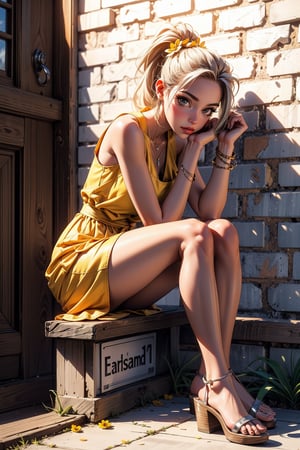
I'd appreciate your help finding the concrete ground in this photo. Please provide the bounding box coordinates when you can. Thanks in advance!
[22,396,299,450]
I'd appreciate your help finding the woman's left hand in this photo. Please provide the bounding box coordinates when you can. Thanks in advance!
[218,111,248,145]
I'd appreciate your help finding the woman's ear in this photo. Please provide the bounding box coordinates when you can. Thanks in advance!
[155,79,165,99]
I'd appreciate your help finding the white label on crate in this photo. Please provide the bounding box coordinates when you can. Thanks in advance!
[101,333,156,393]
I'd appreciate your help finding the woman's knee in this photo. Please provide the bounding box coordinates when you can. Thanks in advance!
[209,219,240,252]
[180,218,214,252]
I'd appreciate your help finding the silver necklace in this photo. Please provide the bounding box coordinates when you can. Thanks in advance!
[150,136,167,169]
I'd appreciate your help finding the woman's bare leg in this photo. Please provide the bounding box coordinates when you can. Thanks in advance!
[108,218,266,435]
[190,219,275,421]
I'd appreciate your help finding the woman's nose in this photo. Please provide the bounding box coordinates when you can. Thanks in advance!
[188,113,198,124]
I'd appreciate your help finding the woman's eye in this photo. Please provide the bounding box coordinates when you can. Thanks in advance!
[176,95,190,107]
[203,108,217,117]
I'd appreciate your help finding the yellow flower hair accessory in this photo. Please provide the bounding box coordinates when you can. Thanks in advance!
[165,37,206,56]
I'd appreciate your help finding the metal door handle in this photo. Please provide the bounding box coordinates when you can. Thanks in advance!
[32,49,51,86]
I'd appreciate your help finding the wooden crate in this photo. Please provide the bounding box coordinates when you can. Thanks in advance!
[45,306,188,422]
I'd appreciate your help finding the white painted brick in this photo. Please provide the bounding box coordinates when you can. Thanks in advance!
[236,78,293,107]
[128,79,138,99]
[205,33,241,56]
[103,60,138,82]
[102,0,141,7]
[79,0,101,13]
[296,77,300,101]
[247,192,300,218]
[170,13,213,36]
[267,104,300,129]
[107,23,139,45]
[267,48,300,76]
[270,0,300,24]
[117,79,139,101]
[229,163,272,190]
[78,67,102,87]
[78,167,89,186]
[293,253,300,279]
[268,284,300,312]
[233,221,266,248]
[229,56,255,80]
[78,46,121,68]
[222,192,239,218]
[78,9,115,32]
[119,2,151,24]
[101,101,133,121]
[278,222,300,247]
[241,111,259,131]
[78,144,95,165]
[246,24,290,51]
[241,252,288,278]
[259,132,300,159]
[195,0,239,11]
[78,123,107,144]
[239,283,263,310]
[78,105,99,123]
[144,21,165,38]
[79,84,116,105]
[117,81,128,100]
[219,3,265,31]
[123,39,149,60]
[154,0,192,18]
[279,162,300,187]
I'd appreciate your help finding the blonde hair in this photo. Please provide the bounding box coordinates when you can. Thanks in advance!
[133,23,239,133]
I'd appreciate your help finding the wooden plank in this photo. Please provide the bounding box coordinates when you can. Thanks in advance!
[56,340,85,397]
[0,405,85,450]
[0,113,24,146]
[0,332,21,356]
[0,85,62,122]
[233,317,300,344]
[45,308,189,341]
[0,375,55,413]
[180,317,300,348]
[57,374,172,423]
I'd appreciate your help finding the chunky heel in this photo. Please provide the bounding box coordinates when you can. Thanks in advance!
[193,397,220,433]
[192,371,269,445]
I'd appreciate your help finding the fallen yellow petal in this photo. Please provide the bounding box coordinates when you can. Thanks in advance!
[71,424,82,433]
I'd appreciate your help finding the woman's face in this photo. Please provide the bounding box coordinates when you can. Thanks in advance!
[162,77,222,138]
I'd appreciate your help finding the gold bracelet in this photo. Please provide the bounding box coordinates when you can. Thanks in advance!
[180,164,195,182]
[216,148,236,161]
[212,158,236,171]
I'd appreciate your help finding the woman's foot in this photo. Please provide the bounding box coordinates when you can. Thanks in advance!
[192,371,267,436]
[191,371,276,425]
[232,373,276,423]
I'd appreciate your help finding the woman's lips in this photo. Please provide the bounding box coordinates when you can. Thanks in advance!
[181,127,195,134]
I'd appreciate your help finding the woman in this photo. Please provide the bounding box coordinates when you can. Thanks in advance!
[46,23,274,444]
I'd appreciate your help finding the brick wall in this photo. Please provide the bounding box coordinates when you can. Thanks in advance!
[77,0,300,328]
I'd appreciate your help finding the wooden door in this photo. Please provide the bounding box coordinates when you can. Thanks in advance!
[0,0,76,412]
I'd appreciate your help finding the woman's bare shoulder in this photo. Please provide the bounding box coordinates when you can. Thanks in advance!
[108,113,142,139]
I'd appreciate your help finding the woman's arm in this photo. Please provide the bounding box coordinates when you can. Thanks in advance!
[188,111,248,221]
[105,116,215,225]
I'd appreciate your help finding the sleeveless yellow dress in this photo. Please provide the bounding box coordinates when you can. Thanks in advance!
[45,112,178,321]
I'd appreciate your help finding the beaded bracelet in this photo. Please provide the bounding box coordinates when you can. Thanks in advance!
[180,164,195,182]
